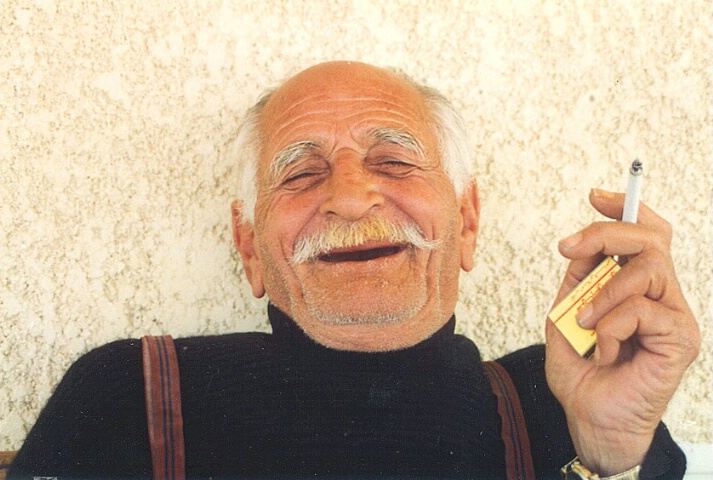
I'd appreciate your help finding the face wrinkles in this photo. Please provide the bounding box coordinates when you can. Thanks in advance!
[266,86,428,156]
[271,84,424,131]
[270,140,321,183]
[261,94,434,201]
[368,128,426,159]
[256,84,446,258]
[268,126,427,193]
[239,62,476,351]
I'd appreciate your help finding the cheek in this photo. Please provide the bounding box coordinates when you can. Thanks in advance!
[256,194,320,257]
[387,182,458,237]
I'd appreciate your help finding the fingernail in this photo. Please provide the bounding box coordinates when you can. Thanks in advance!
[576,304,594,328]
[591,188,615,199]
[559,232,582,251]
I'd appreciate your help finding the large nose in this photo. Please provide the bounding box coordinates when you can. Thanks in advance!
[319,153,384,221]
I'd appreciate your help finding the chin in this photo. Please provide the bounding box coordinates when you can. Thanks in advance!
[303,297,426,326]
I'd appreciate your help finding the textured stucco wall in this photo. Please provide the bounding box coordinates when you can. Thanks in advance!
[1,0,711,452]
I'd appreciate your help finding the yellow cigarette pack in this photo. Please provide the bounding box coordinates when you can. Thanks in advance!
[548,256,621,357]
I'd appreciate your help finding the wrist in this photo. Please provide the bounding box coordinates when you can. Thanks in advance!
[566,415,652,475]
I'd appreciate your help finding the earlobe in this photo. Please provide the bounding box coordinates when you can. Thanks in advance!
[459,181,480,272]
[231,201,265,298]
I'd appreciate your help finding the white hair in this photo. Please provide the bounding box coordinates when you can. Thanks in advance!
[410,80,473,197]
[229,73,473,225]
[227,89,273,225]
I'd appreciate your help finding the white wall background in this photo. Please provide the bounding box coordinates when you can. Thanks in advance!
[1,0,710,463]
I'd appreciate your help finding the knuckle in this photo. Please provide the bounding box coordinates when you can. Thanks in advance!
[683,318,701,363]
[626,295,650,314]
[593,283,629,319]
[642,220,673,252]
[651,226,673,251]
[642,251,667,274]
[580,221,606,240]
[589,221,609,234]
[660,218,673,244]
[638,254,674,301]
[631,250,671,286]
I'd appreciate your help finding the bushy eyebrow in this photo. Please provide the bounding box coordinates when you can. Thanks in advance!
[367,128,426,159]
[270,140,321,180]
[268,128,425,182]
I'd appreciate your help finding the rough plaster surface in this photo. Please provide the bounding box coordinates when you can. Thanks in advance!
[1,0,711,451]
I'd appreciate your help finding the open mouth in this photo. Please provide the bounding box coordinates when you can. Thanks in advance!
[318,245,407,263]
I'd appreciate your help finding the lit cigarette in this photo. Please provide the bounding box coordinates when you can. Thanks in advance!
[622,160,643,223]
[549,159,644,357]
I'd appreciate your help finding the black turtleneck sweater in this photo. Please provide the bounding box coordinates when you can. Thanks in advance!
[9,305,685,479]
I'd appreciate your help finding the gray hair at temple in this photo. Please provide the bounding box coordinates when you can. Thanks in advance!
[230,69,474,225]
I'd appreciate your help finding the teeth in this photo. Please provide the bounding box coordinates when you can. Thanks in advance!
[319,245,404,263]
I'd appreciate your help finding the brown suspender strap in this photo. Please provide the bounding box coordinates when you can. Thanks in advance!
[483,360,536,480]
[142,335,186,480]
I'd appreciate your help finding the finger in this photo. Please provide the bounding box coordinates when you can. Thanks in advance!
[588,189,670,230]
[576,252,683,329]
[545,315,585,360]
[545,318,590,386]
[590,299,640,366]
[552,254,607,305]
[558,221,668,260]
[593,296,696,367]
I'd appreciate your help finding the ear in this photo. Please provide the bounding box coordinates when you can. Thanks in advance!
[231,200,265,298]
[459,180,480,272]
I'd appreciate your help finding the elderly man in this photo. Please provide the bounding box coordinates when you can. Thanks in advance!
[10,62,699,479]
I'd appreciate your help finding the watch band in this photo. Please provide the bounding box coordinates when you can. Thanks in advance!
[561,457,641,480]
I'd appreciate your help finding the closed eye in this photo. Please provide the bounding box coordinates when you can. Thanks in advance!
[284,171,318,183]
[279,167,329,191]
[371,158,418,177]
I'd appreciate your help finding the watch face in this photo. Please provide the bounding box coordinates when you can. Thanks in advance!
[561,458,595,480]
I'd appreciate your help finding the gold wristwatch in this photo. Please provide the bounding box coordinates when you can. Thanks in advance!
[561,457,641,480]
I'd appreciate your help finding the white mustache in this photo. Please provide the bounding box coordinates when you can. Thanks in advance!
[291,217,441,265]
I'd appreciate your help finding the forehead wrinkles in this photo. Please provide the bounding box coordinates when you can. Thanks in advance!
[274,94,423,124]
[265,83,428,137]
[259,84,434,182]
[272,101,423,142]
[270,111,421,154]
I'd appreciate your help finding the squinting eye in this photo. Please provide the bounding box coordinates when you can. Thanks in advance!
[373,158,417,176]
[383,160,411,167]
[284,171,317,183]
[279,169,327,190]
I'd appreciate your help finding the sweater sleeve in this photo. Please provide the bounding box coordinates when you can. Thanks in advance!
[498,344,687,480]
[8,339,153,480]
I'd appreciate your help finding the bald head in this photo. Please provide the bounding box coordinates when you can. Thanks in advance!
[262,61,426,117]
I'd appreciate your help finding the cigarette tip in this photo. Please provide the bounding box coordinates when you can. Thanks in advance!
[630,159,643,176]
